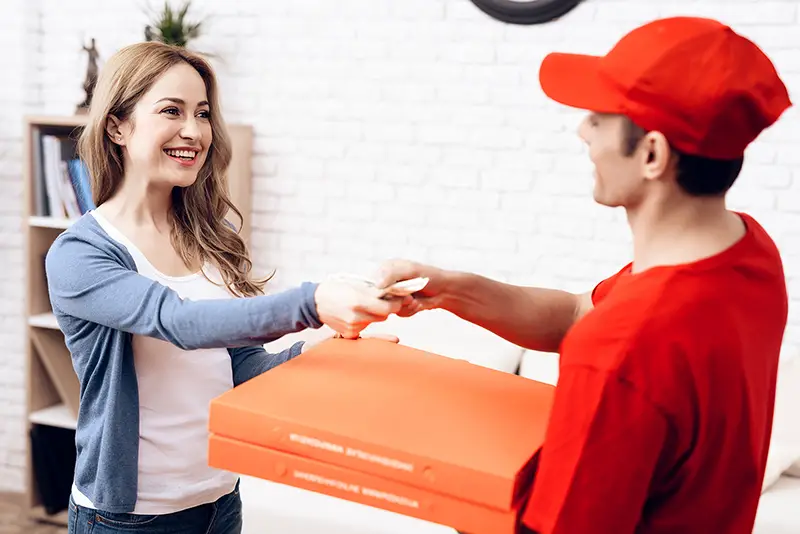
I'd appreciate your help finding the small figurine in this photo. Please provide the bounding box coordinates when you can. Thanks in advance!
[76,38,99,114]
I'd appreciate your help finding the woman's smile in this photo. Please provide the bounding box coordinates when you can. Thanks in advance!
[163,146,200,167]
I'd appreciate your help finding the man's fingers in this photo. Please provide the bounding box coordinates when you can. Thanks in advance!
[373,259,418,289]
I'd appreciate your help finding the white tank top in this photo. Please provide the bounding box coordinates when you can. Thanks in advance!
[71,211,238,514]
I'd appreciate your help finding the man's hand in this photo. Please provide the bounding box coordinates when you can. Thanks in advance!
[314,278,403,339]
[373,259,450,317]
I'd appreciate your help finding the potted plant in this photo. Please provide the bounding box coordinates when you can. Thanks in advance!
[144,0,204,48]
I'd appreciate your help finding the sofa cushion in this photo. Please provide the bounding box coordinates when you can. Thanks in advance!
[785,462,800,477]
[264,310,525,375]
[753,475,800,534]
[363,310,525,374]
[518,350,560,385]
[769,346,800,483]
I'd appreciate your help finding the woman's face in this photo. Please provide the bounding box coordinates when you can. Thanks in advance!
[112,62,213,189]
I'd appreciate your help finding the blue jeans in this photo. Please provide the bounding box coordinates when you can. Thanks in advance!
[67,480,242,534]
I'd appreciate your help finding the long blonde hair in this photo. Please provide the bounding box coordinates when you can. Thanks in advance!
[79,41,267,297]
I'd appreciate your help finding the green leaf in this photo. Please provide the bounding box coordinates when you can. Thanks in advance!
[147,0,203,48]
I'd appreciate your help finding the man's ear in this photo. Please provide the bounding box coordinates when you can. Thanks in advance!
[640,131,671,182]
[105,115,125,146]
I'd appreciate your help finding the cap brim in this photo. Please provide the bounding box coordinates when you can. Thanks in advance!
[539,52,624,114]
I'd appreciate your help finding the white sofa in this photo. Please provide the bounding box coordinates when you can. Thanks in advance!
[237,310,800,534]
[752,349,800,534]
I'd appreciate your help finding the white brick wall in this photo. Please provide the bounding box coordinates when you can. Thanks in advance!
[0,0,42,494]
[1,0,798,492]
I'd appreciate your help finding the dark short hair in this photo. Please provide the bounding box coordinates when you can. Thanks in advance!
[622,118,744,196]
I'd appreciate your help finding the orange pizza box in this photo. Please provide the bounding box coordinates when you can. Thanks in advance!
[209,434,528,534]
[208,338,555,511]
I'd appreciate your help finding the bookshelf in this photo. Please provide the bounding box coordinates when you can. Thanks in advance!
[22,115,253,525]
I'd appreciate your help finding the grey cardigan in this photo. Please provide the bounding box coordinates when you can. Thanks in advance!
[44,213,322,513]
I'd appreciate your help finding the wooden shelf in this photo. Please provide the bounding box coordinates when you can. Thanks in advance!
[29,216,76,229]
[29,328,79,417]
[26,114,87,129]
[23,115,87,524]
[29,313,59,330]
[29,404,77,430]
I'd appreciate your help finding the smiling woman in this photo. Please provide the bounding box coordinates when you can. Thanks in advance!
[44,41,405,534]
[78,45,243,292]
[469,0,583,25]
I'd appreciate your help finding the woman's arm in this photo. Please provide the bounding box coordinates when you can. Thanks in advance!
[46,230,321,350]
[228,343,304,385]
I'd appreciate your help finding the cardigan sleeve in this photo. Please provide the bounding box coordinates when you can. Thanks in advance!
[45,230,322,350]
[228,341,305,385]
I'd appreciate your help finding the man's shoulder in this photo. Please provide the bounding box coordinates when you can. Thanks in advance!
[737,211,786,276]
[590,262,632,306]
[565,269,712,367]
[568,251,784,373]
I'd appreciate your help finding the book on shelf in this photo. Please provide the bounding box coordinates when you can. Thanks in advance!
[33,130,95,219]
[208,338,555,533]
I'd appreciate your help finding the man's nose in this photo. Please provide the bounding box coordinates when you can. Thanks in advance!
[577,115,591,144]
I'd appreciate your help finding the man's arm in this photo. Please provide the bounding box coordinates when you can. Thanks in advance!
[375,259,604,353]
[520,364,669,534]
[440,272,594,353]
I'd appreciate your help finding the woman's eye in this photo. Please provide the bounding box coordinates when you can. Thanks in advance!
[198,110,210,119]
[162,107,180,116]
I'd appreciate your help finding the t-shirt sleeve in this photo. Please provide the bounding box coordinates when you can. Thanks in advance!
[591,263,632,305]
[520,364,670,534]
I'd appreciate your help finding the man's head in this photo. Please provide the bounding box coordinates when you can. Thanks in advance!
[539,17,790,209]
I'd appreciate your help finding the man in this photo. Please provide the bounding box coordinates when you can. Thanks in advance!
[374,17,791,534]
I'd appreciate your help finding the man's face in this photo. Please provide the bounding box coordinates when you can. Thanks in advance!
[577,112,648,209]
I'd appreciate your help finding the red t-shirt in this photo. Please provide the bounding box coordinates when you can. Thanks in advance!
[520,213,788,534]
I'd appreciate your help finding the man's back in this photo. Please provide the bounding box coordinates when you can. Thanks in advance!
[522,212,788,534]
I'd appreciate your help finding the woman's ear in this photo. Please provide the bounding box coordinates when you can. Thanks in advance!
[105,115,125,146]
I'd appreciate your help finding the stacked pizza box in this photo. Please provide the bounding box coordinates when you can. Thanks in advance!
[208,337,555,534]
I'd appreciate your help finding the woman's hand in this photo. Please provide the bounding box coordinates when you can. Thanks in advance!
[301,331,400,353]
[314,278,403,339]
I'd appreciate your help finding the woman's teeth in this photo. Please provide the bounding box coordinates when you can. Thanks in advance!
[164,149,197,160]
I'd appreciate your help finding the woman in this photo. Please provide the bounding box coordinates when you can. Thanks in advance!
[45,41,398,534]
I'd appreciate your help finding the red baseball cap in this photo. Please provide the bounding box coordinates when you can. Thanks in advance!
[539,17,791,160]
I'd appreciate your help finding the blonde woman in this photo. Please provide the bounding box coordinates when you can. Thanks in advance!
[45,42,399,534]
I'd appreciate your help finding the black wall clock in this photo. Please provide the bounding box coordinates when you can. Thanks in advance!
[469,0,584,25]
